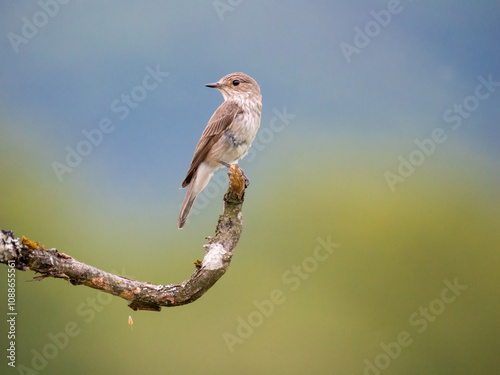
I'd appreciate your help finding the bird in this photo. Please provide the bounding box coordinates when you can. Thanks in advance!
[177,72,262,229]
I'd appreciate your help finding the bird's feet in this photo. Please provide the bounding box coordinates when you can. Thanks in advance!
[219,161,250,188]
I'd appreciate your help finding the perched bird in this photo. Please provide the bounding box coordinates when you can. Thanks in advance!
[178,72,262,229]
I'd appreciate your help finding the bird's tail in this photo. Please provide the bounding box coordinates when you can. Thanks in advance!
[177,163,216,229]
[177,181,197,229]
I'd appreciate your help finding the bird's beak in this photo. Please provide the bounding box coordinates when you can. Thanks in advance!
[205,82,221,88]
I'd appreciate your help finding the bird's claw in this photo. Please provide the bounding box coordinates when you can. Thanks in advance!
[241,170,250,188]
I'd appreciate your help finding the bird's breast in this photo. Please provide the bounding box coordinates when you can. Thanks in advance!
[219,104,261,162]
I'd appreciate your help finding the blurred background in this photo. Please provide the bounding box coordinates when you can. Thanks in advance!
[1,1,499,374]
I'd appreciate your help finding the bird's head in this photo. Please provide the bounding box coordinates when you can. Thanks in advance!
[205,72,261,101]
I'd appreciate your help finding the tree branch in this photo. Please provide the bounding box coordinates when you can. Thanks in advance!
[1,165,247,311]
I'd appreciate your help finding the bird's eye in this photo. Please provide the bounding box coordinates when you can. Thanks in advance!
[232,80,240,86]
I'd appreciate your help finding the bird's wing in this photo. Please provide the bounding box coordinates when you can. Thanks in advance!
[181,101,240,187]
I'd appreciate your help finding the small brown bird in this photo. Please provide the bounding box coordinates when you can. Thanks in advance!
[178,72,262,229]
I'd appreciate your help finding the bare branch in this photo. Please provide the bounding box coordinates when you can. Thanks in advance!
[0,166,247,311]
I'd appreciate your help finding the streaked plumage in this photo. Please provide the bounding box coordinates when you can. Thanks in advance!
[178,72,262,229]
